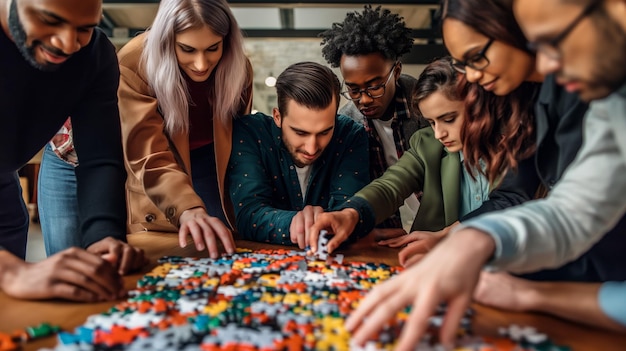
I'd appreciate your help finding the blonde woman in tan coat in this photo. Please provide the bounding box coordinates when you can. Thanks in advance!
[117,0,253,258]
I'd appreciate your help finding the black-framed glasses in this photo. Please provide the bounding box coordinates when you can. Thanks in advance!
[341,62,398,101]
[451,38,494,74]
[526,0,600,60]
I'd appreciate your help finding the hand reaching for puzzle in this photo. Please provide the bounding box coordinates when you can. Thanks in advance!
[308,208,360,254]
[178,207,236,259]
[289,205,325,249]
[346,228,495,350]
[378,223,458,267]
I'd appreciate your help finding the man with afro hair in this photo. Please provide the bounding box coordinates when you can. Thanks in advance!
[320,5,428,233]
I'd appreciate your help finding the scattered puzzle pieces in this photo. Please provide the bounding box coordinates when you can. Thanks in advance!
[0,323,61,351]
[38,249,569,351]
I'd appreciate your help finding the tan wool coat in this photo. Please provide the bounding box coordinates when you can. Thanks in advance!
[117,33,253,234]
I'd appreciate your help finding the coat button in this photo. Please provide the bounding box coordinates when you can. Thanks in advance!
[166,207,176,218]
[145,213,156,222]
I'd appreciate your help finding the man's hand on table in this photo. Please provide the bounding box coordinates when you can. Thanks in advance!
[87,236,147,274]
[308,208,360,254]
[0,247,126,302]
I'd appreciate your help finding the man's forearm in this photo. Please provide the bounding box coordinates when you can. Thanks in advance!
[524,281,626,333]
[0,250,22,292]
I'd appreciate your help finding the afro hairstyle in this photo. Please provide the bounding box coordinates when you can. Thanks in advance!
[320,5,414,67]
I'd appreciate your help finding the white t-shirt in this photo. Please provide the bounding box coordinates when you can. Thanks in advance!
[295,165,312,202]
[372,119,420,232]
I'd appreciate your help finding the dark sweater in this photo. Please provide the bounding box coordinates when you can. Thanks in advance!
[0,27,127,247]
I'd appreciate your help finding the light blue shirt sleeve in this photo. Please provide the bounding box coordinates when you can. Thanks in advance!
[598,281,626,327]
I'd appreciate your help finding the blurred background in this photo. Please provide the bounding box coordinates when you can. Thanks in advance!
[101,0,446,114]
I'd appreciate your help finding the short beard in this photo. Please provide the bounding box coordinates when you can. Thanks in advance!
[8,0,60,72]
[589,9,626,94]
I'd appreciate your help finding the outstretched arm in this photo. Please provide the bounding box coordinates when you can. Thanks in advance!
[345,100,626,350]
[310,129,435,253]
[345,230,495,349]
[456,101,626,273]
[474,272,626,333]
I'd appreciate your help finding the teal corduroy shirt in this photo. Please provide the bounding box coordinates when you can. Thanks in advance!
[227,113,369,244]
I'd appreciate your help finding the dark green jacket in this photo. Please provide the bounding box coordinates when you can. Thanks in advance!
[341,128,461,237]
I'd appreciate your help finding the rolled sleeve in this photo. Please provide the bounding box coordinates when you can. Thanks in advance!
[598,281,626,327]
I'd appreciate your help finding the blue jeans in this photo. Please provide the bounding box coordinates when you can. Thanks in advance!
[190,143,228,227]
[38,144,80,256]
[0,172,29,258]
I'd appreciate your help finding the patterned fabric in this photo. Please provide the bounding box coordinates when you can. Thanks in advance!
[49,117,78,166]
[361,93,412,180]
[227,113,370,245]
[340,78,425,229]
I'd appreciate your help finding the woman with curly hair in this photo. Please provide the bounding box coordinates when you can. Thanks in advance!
[442,0,542,186]
[383,0,611,279]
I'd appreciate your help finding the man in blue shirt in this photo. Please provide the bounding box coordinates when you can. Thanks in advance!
[227,62,369,247]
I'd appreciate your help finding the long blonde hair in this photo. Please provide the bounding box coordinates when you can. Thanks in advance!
[142,0,248,134]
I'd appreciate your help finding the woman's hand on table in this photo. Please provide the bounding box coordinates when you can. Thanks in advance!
[178,207,235,259]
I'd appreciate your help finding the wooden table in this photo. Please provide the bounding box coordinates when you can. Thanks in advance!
[1,231,625,350]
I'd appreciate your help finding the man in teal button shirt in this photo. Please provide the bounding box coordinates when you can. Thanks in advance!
[227,62,369,247]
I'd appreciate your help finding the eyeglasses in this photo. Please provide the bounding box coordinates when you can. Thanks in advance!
[526,0,600,60]
[451,39,494,74]
[341,62,397,101]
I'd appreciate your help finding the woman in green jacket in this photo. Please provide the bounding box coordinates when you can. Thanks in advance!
[308,56,493,263]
